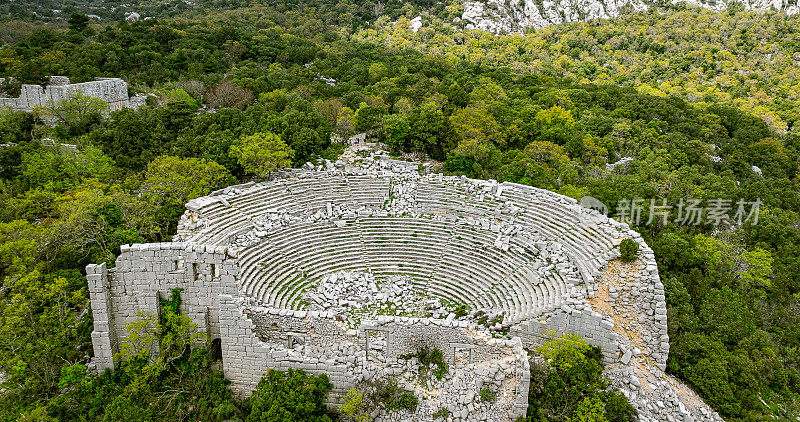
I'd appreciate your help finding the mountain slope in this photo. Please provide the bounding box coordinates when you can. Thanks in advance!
[461,0,799,32]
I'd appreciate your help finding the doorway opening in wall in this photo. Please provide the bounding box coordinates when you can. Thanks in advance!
[209,338,222,361]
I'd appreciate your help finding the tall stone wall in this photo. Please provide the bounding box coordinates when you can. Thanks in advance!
[0,77,138,111]
[86,263,117,371]
[88,244,530,420]
[86,243,239,370]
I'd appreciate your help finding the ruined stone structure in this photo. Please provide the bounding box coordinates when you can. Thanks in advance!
[0,76,143,111]
[86,153,723,421]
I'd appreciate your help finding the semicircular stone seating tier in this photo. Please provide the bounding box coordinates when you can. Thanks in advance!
[177,168,626,324]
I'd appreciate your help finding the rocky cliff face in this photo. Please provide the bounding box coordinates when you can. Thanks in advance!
[461,0,799,33]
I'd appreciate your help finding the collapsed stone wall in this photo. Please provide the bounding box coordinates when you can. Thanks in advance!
[219,296,530,420]
[0,76,142,111]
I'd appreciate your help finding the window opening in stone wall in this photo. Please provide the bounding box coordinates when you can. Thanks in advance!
[287,333,306,349]
[210,263,217,279]
[365,329,389,361]
[193,263,200,281]
[172,258,184,272]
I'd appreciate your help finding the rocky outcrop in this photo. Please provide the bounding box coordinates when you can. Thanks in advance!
[461,0,799,33]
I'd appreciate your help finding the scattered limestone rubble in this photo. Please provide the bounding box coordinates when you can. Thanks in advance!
[238,296,530,421]
[588,259,721,421]
[303,272,437,319]
[460,0,797,34]
[89,150,722,421]
[303,271,507,329]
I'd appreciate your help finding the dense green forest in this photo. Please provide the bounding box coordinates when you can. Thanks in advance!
[0,1,799,420]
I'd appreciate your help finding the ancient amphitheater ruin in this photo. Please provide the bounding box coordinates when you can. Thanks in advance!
[0,76,143,111]
[86,151,723,421]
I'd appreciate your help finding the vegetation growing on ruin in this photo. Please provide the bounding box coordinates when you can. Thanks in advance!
[341,379,419,418]
[247,368,335,422]
[479,387,497,403]
[45,289,242,421]
[619,239,639,262]
[526,334,636,422]
[0,1,798,420]
[432,407,451,419]
[400,347,449,380]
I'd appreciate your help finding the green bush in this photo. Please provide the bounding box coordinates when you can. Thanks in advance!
[368,380,418,414]
[433,407,450,419]
[247,368,334,422]
[525,333,635,422]
[400,347,449,380]
[619,238,639,262]
[339,389,370,422]
[454,303,469,318]
[394,392,418,412]
[479,387,496,403]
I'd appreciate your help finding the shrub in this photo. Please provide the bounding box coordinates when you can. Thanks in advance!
[526,333,635,422]
[619,238,639,262]
[401,347,449,380]
[394,392,418,412]
[369,380,418,413]
[229,132,294,179]
[432,407,450,419]
[247,368,334,422]
[205,79,254,109]
[339,389,370,422]
[479,387,496,403]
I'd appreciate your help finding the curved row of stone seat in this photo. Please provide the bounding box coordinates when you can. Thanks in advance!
[346,176,390,207]
[229,175,388,217]
[430,227,567,322]
[182,183,289,245]
[185,172,617,314]
[185,201,250,246]
[236,219,452,307]
[188,173,617,281]
[238,222,368,307]
[190,176,391,246]
[415,183,501,219]
[497,185,619,291]
[233,215,575,321]
[417,176,613,276]
[414,177,619,290]
[357,217,452,281]
[181,177,379,246]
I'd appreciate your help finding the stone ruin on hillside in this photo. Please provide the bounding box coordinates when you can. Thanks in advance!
[86,154,724,422]
[0,76,144,111]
